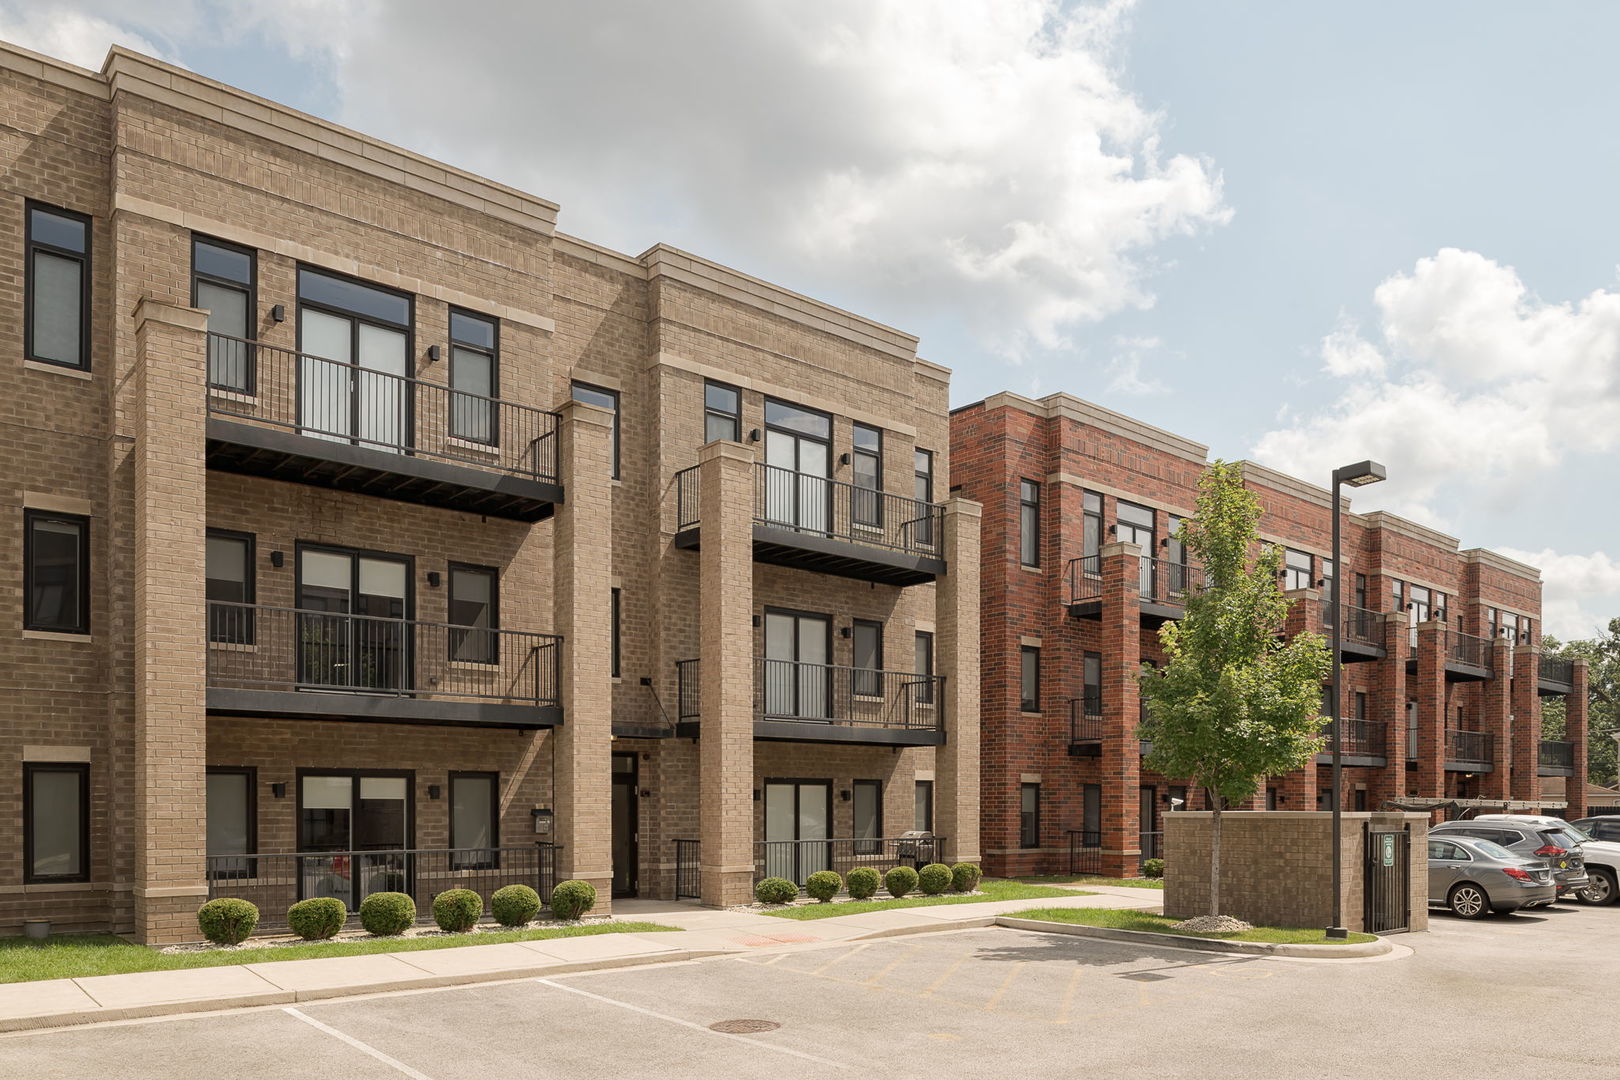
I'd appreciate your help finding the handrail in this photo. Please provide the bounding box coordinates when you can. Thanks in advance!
[675,657,943,730]
[1065,554,1202,606]
[1069,697,1103,743]
[1539,655,1575,685]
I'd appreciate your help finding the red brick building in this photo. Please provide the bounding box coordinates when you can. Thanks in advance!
[951,391,1590,878]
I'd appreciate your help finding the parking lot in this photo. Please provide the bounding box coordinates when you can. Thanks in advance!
[3,901,1618,1080]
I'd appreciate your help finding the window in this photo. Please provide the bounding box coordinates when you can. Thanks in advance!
[206,767,256,878]
[448,564,498,664]
[1082,491,1103,560]
[1019,479,1040,567]
[24,510,89,634]
[572,382,620,478]
[915,630,935,705]
[450,772,498,869]
[193,235,255,391]
[1019,783,1040,848]
[852,618,883,696]
[1354,692,1368,719]
[1020,645,1040,713]
[1081,784,1102,846]
[853,779,882,854]
[914,780,934,833]
[1321,558,1335,593]
[1284,548,1312,591]
[704,380,741,443]
[297,267,412,450]
[1082,651,1103,716]
[1320,685,1334,719]
[24,762,88,883]
[914,449,935,546]
[26,203,91,370]
[449,309,498,444]
[610,587,622,679]
[205,529,255,644]
[852,423,883,528]
[1266,787,1279,810]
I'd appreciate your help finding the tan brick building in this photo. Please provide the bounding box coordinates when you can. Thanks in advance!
[0,43,979,942]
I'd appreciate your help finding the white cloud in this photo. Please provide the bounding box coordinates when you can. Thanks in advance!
[0,4,170,67]
[1497,548,1620,642]
[1319,316,1384,377]
[1105,334,1167,395]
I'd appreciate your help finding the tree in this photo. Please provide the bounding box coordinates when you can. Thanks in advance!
[1542,621,1620,790]
[1138,461,1331,918]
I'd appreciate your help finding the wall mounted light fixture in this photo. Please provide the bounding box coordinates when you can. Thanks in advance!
[839,452,851,466]
[426,571,442,588]
[426,345,442,362]
[269,550,285,568]
[270,304,286,323]
[269,782,287,799]
[427,784,442,800]
[748,428,761,443]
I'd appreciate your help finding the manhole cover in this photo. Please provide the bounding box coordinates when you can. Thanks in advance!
[1118,972,1171,982]
[709,1019,781,1034]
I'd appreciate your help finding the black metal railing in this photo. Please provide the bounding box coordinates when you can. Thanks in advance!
[1322,603,1385,648]
[756,658,942,729]
[205,332,560,483]
[1069,697,1103,744]
[1447,631,1491,669]
[1067,829,1102,876]
[675,659,701,721]
[1540,655,1575,685]
[204,843,560,929]
[1139,831,1164,867]
[674,839,701,899]
[754,836,945,885]
[206,602,561,707]
[1065,554,1203,606]
[1445,729,1493,765]
[674,465,701,531]
[1540,740,1575,770]
[1318,717,1388,758]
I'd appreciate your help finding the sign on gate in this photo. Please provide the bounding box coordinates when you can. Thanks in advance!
[1381,834,1395,867]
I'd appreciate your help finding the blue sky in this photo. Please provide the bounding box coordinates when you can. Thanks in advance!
[5,0,1617,636]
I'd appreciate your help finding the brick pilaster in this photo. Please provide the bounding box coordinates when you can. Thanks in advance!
[1568,659,1591,818]
[1413,622,1447,799]
[936,498,982,864]
[1510,647,1540,802]
[1478,640,1512,800]
[1369,611,1408,809]
[1099,541,1142,876]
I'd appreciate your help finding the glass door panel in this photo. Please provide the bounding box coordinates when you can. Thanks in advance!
[355,776,409,900]
[299,775,354,906]
[798,783,831,878]
[763,430,797,527]
[764,783,796,880]
[763,611,830,720]
[355,557,408,692]
[763,781,831,883]
[356,322,408,453]
[299,550,409,694]
[763,424,830,534]
[763,612,796,717]
[796,616,830,720]
[300,309,352,443]
[298,551,353,688]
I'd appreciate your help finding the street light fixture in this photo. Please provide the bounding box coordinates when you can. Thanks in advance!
[1327,460,1386,940]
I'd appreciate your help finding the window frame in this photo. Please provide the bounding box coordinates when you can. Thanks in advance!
[1082,491,1103,560]
[205,527,257,645]
[914,630,935,705]
[853,778,883,854]
[703,379,742,444]
[447,562,500,666]
[1020,644,1041,713]
[192,233,258,392]
[1083,650,1103,716]
[24,509,90,634]
[25,201,92,371]
[448,307,500,446]
[1019,783,1041,849]
[914,779,934,833]
[1284,548,1313,592]
[851,423,884,529]
[23,761,90,884]
[571,381,621,479]
[1018,479,1041,567]
[852,618,884,697]
[610,586,622,679]
[204,765,258,880]
[449,770,500,870]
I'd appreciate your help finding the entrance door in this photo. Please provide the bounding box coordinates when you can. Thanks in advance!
[1407,585,1431,651]
[297,547,411,693]
[763,610,831,720]
[763,400,832,535]
[1117,501,1155,595]
[298,772,412,911]
[611,753,639,898]
[300,310,410,452]
[763,780,831,883]
[1139,785,1160,862]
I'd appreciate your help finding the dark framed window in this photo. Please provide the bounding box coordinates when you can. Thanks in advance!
[206,529,255,644]
[914,779,934,833]
[450,771,499,869]
[297,266,414,451]
[24,510,89,634]
[1284,548,1312,591]
[852,618,883,696]
[449,309,499,445]
[914,449,935,546]
[1020,645,1040,713]
[852,423,883,528]
[1081,784,1102,846]
[26,202,91,370]
[572,382,620,478]
[1018,479,1040,567]
[205,766,256,879]
[1321,685,1334,719]
[610,587,622,679]
[448,563,498,664]
[1082,491,1103,559]
[1019,783,1041,848]
[193,235,256,392]
[915,630,935,705]
[853,779,882,855]
[1083,651,1103,716]
[704,380,741,443]
[1392,579,1404,613]
[24,762,89,883]
[1354,691,1368,719]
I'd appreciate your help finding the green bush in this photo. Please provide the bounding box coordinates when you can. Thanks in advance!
[917,863,952,895]
[885,865,919,898]
[846,866,881,900]
[358,891,416,936]
[432,888,483,933]
[491,884,542,927]
[196,898,260,946]
[550,879,597,921]
[805,870,842,903]
[755,877,799,905]
[950,862,983,893]
[287,897,346,941]
[1142,858,1165,879]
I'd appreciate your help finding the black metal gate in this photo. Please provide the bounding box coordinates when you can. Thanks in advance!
[1363,824,1411,933]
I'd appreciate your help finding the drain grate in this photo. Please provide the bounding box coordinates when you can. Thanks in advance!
[1118,972,1171,982]
[710,1019,781,1034]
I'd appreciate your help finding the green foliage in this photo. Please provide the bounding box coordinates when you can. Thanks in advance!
[885,865,919,898]
[917,863,952,895]
[287,897,346,941]
[490,884,541,927]
[431,889,483,933]
[549,880,597,921]
[1542,622,1620,788]
[805,870,843,902]
[196,898,259,946]
[846,866,881,900]
[1141,858,1165,879]
[951,863,983,893]
[358,892,416,936]
[754,877,799,905]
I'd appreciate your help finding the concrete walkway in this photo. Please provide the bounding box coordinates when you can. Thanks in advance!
[0,886,1160,1033]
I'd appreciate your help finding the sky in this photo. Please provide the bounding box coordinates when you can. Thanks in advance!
[4,0,1618,638]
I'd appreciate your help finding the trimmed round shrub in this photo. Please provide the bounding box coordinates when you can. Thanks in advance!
[432,888,483,933]
[550,879,598,921]
[917,863,952,896]
[491,884,542,927]
[885,865,919,898]
[287,897,346,941]
[846,866,881,900]
[755,877,799,905]
[950,862,983,893]
[1142,858,1165,879]
[358,891,416,936]
[805,870,842,903]
[197,898,259,946]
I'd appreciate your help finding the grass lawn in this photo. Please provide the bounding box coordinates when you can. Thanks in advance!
[1007,906,1376,945]
[0,922,681,984]
[760,879,1090,921]
[1013,875,1164,890]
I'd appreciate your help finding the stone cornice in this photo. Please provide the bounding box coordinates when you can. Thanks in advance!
[1460,547,1542,583]
[1238,460,1350,512]
[974,391,1208,464]
[1354,510,1460,553]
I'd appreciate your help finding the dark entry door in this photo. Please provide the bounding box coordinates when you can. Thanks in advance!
[298,772,412,911]
[611,753,638,898]
[297,546,411,693]
[1364,824,1411,933]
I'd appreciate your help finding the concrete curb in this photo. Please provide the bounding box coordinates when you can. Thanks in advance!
[846,916,998,940]
[993,916,1394,958]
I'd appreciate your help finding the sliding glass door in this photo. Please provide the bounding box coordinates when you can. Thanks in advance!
[297,546,411,694]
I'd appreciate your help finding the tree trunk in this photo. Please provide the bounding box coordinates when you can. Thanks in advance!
[1209,791,1222,918]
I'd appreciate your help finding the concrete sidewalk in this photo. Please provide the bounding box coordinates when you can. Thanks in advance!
[0,886,1160,1034]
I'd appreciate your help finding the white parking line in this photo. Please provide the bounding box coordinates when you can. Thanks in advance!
[283,1007,435,1080]
[533,978,848,1068]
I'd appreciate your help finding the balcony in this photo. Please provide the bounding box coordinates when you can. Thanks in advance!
[1315,717,1388,765]
[1065,555,1204,623]
[1320,603,1387,662]
[205,602,562,728]
[204,333,563,521]
[1444,729,1494,771]
[1067,697,1103,757]
[672,464,945,586]
[1538,655,1576,696]
[1539,739,1576,777]
[674,657,944,746]
[1405,629,1493,682]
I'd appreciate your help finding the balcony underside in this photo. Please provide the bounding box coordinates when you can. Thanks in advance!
[612,720,677,739]
[1314,753,1387,767]
[1537,677,1575,697]
[673,719,945,746]
[1405,658,1492,683]
[1539,764,1575,777]
[207,419,561,522]
[1065,600,1186,624]
[1444,760,1493,772]
[206,688,561,730]
[1339,641,1384,663]
[673,525,943,586]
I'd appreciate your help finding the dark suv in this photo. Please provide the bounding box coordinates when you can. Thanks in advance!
[1431,819,1590,898]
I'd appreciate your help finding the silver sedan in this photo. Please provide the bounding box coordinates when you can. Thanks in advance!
[1428,834,1557,918]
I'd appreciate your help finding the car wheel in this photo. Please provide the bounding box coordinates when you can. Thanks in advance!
[1448,883,1490,919]
[1579,870,1617,906]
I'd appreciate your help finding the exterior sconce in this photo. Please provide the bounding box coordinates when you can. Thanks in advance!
[840,789,851,801]
[269,782,287,799]
[427,784,442,800]
[269,550,285,568]
[426,571,442,588]
[426,345,441,362]
[270,304,286,322]
[839,626,852,639]
[1160,537,1170,548]
[753,789,761,801]
[1107,524,1117,536]
[748,428,761,443]
[839,452,851,466]
[531,807,554,834]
